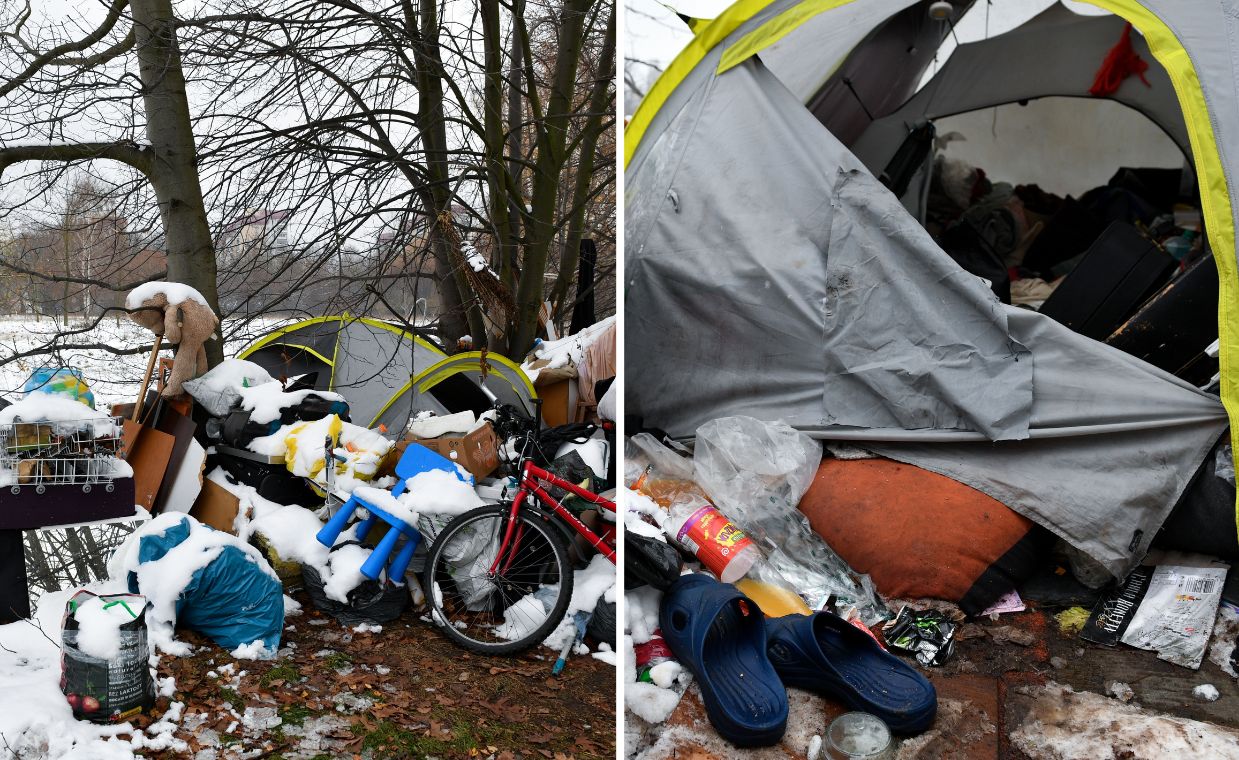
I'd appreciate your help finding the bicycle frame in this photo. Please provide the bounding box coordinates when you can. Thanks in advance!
[489,460,617,573]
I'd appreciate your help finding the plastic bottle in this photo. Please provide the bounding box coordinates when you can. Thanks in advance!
[663,500,761,583]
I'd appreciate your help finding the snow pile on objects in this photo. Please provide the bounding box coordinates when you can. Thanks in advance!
[108,512,279,656]
[0,394,120,438]
[124,281,210,310]
[321,541,376,603]
[182,359,274,416]
[253,414,391,494]
[521,315,615,383]
[408,410,477,439]
[210,468,331,570]
[352,469,484,528]
[1009,681,1239,760]
[72,595,141,660]
[0,587,188,759]
[237,380,344,425]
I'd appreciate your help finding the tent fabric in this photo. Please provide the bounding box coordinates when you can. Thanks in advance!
[625,1,1236,578]
[848,4,1193,179]
[240,318,536,435]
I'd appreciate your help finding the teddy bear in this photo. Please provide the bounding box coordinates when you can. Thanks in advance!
[127,283,219,397]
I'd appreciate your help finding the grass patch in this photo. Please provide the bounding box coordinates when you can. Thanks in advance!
[323,651,353,670]
[217,687,245,712]
[260,663,302,688]
[278,703,313,727]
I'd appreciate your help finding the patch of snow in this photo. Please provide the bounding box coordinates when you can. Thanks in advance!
[236,380,344,425]
[157,676,176,698]
[521,315,615,382]
[71,594,142,660]
[229,640,274,660]
[408,411,476,439]
[0,394,120,437]
[1106,681,1135,703]
[808,734,823,760]
[626,682,682,724]
[1194,684,1220,702]
[125,281,210,310]
[283,595,302,617]
[108,512,278,655]
[1208,603,1239,677]
[352,622,382,634]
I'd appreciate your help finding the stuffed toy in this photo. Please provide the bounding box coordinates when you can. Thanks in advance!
[126,283,219,398]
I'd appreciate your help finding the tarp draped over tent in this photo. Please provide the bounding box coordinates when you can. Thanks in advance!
[238,317,536,433]
[625,0,1239,578]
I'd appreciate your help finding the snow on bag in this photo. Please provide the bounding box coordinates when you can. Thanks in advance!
[60,591,155,724]
[123,514,284,653]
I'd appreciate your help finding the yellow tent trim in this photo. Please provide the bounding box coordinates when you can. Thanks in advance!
[237,316,446,369]
[366,352,539,428]
[625,0,1239,540]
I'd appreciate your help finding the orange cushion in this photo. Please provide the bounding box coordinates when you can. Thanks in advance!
[798,457,1046,614]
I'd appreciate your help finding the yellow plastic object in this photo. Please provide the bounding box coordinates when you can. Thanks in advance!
[735,577,812,617]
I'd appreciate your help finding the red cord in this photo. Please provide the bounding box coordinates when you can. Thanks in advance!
[1089,22,1151,97]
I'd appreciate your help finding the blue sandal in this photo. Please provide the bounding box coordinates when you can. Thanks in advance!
[766,612,937,734]
[659,574,788,747]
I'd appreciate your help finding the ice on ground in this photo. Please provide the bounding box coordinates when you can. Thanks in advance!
[1010,681,1239,760]
[1107,681,1135,703]
[109,512,278,655]
[125,281,210,310]
[1194,684,1220,702]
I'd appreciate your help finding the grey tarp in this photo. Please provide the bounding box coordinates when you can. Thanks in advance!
[626,25,1230,577]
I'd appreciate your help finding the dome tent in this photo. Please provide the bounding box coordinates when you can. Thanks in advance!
[238,316,536,434]
[625,0,1238,580]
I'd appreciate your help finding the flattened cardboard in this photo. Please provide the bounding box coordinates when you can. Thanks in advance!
[120,419,175,513]
[189,479,242,534]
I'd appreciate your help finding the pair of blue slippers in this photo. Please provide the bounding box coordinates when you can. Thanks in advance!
[659,574,936,748]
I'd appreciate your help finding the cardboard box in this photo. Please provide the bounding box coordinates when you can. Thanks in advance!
[189,478,242,534]
[402,421,500,479]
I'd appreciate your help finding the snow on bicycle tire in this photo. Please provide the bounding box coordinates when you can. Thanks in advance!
[424,504,573,655]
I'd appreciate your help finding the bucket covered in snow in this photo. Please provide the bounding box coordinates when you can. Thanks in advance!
[60,590,155,723]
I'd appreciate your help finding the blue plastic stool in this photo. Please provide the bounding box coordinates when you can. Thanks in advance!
[315,443,473,582]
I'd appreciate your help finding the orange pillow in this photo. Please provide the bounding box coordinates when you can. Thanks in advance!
[798,458,1048,615]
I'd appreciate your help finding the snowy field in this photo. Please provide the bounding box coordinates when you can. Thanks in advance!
[0,315,294,407]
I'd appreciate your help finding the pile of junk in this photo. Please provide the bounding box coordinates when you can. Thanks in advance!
[0,283,617,723]
[623,2,1239,756]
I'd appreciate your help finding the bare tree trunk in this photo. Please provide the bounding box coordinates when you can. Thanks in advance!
[131,0,223,365]
[510,0,592,356]
[550,4,614,321]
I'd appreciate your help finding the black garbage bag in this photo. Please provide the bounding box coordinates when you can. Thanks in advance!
[301,542,408,626]
[587,598,616,649]
[625,533,682,591]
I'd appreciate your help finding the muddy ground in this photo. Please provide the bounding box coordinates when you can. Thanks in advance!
[132,589,617,760]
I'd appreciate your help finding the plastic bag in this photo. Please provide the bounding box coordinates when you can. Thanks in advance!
[693,416,889,624]
[60,591,155,723]
[127,517,284,652]
[302,560,408,626]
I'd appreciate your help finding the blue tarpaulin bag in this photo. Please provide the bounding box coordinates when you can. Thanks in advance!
[127,516,283,652]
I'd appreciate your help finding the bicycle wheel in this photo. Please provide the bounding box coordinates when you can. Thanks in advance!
[425,504,573,655]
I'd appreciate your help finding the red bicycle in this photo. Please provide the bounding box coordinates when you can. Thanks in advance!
[424,402,616,654]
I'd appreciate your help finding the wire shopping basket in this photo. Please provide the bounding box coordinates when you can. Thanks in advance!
[0,416,126,495]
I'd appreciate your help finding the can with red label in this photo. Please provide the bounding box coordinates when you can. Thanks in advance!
[667,503,759,582]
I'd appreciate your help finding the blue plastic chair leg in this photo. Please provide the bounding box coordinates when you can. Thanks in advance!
[389,531,422,581]
[317,496,358,547]
[361,527,402,580]
[355,514,379,542]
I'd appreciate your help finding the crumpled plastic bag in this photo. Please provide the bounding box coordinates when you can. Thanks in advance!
[693,416,890,624]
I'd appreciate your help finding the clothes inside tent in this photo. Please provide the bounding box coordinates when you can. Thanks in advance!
[625,0,1239,579]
